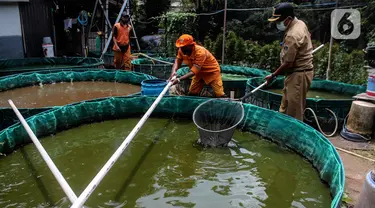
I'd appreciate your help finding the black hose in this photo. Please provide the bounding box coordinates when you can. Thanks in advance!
[340,115,372,142]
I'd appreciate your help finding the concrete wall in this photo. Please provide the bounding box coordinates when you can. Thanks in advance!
[0,3,24,59]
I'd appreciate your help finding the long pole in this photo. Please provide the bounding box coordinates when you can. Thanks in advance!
[8,100,78,203]
[70,77,176,208]
[221,0,227,64]
[100,0,129,59]
[326,0,339,80]
[239,44,324,102]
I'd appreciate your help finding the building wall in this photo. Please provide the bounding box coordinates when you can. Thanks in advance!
[0,2,24,59]
[19,0,53,57]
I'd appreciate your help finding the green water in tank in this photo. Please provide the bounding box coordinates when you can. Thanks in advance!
[0,118,331,207]
[267,88,353,100]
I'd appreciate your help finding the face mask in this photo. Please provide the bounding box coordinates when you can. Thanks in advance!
[276,21,286,31]
[182,48,192,55]
[276,17,291,31]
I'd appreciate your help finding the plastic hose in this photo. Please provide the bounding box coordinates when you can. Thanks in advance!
[132,53,174,65]
[304,108,338,137]
[340,115,371,142]
[78,10,88,26]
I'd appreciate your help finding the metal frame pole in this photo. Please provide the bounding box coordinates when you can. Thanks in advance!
[221,0,227,64]
[100,0,129,59]
[87,0,99,47]
[98,0,112,29]
[129,17,140,51]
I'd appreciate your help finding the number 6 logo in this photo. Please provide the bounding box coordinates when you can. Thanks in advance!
[331,9,361,40]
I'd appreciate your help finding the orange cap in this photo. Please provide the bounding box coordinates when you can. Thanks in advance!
[175,34,195,48]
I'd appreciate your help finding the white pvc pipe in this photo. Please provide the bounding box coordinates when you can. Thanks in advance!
[8,100,78,203]
[70,77,176,208]
[313,44,324,54]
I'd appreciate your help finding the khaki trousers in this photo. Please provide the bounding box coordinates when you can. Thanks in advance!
[279,71,314,121]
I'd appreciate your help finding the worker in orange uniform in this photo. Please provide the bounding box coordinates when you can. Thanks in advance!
[265,3,314,121]
[112,13,132,70]
[169,34,226,98]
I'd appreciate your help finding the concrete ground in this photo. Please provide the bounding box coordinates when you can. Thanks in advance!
[328,135,375,207]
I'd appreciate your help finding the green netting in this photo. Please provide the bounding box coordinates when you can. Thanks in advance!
[176,65,271,98]
[245,77,366,120]
[0,57,104,76]
[0,96,344,208]
[0,69,156,131]
[131,58,176,80]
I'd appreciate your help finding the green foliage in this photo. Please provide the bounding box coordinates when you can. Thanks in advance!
[205,31,367,85]
[159,12,197,35]
[157,12,198,57]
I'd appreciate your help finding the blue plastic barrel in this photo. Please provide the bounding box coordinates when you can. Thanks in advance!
[367,75,375,96]
[141,79,169,96]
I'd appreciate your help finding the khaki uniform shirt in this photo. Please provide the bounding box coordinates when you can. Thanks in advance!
[280,18,314,72]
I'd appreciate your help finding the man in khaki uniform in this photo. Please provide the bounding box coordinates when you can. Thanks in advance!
[266,3,314,121]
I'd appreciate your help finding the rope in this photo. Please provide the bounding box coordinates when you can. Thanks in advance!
[304,108,338,137]
[135,4,368,24]
[78,10,89,26]
[340,115,372,142]
[336,147,375,163]
[132,53,174,65]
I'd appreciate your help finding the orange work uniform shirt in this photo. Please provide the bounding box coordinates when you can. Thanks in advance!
[176,45,221,84]
[112,23,130,50]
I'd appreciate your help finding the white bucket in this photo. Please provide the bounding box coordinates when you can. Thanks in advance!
[356,171,375,208]
[42,44,54,57]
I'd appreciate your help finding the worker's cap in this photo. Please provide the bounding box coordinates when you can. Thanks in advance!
[268,3,294,22]
[121,13,130,18]
[175,34,195,48]
[97,31,103,36]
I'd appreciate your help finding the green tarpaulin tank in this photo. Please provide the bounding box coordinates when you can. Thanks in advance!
[246,77,366,119]
[0,57,104,76]
[0,96,345,207]
[0,69,155,131]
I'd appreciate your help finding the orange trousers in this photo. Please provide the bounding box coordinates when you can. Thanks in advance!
[188,77,225,97]
[114,46,131,70]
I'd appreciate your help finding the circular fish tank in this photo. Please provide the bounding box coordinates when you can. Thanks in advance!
[0,57,104,77]
[246,77,366,121]
[176,65,270,98]
[0,69,155,130]
[0,96,344,207]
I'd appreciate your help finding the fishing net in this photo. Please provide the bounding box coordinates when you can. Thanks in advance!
[0,57,104,76]
[0,96,344,208]
[192,99,244,147]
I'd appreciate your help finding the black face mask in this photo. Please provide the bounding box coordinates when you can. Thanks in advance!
[182,48,192,55]
[121,19,129,24]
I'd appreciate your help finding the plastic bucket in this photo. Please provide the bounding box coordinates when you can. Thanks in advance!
[141,79,168,96]
[366,75,375,97]
[356,171,375,208]
[43,37,52,44]
[42,44,54,57]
